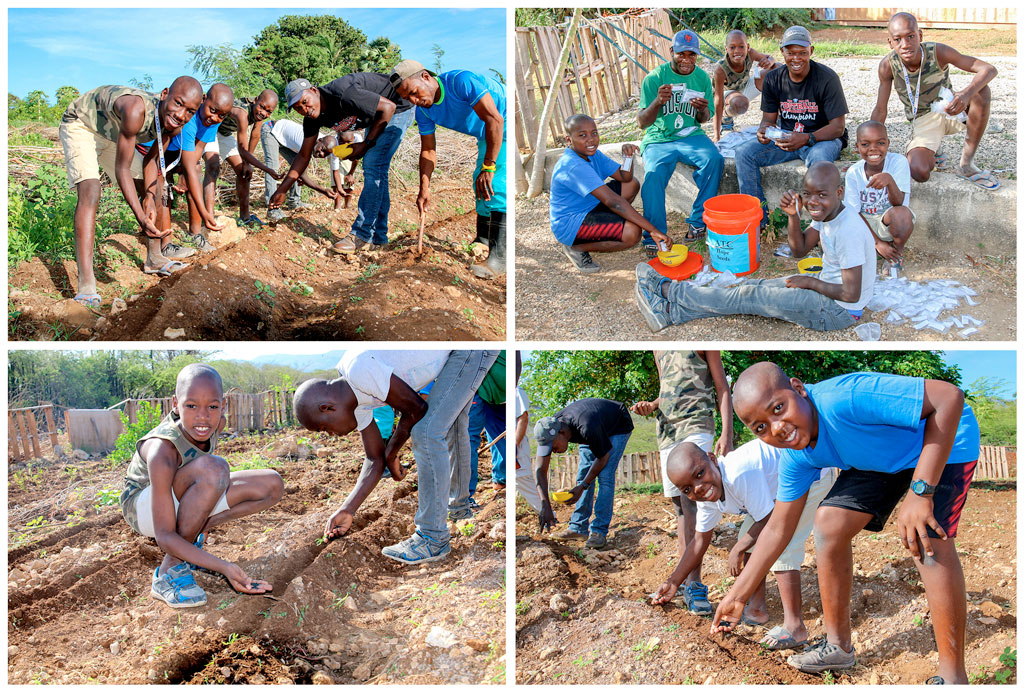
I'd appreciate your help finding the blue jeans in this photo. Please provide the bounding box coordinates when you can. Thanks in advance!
[734,137,844,208]
[641,135,724,242]
[466,395,506,497]
[352,107,415,244]
[261,125,302,207]
[664,277,855,331]
[412,350,499,542]
[569,432,632,537]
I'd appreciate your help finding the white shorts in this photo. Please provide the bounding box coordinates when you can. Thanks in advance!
[206,133,239,160]
[738,467,838,572]
[723,65,762,104]
[659,432,714,498]
[134,484,230,538]
[515,443,543,513]
[58,117,145,187]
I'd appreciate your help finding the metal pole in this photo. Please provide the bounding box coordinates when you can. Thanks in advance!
[583,19,649,74]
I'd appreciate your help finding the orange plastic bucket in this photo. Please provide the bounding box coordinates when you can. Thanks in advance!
[702,194,763,276]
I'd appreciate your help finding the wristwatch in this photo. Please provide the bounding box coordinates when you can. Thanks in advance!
[806,133,817,147]
[910,479,937,496]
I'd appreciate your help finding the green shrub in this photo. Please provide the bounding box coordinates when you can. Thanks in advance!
[8,131,54,147]
[672,8,813,35]
[107,402,163,468]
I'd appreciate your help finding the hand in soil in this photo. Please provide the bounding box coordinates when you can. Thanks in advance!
[325,508,354,540]
[710,593,746,634]
[538,504,558,533]
[224,563,272,594]
[650,580,678,605]
[896,493,944,559]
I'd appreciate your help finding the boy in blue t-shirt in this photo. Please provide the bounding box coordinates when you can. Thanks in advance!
[712,362,979,684]
[549,114,671,274]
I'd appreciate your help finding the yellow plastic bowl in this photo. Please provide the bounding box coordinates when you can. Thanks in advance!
[551,491,573,503]
[657,245,688,267]
[332,143,353,158]
[798,257,823,275]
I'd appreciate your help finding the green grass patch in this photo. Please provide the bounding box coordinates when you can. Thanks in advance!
[8,131,55,147]
[619,482,664,495]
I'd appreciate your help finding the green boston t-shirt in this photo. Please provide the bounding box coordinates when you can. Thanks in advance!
[639,62,714,153]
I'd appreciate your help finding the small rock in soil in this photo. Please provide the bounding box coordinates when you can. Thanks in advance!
[9,645,19,657]
[549,593,572,613]
[219,667,232,680]
[425,626,457,648]
[466,639,490,652]
[111,298,128,315]
[539,647,559,660]
[163,327,186,339]
[109,642,120,655]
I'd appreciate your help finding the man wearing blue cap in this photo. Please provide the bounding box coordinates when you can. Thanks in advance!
[271,74,413,253]
[638,29,724,253]
[532,398,634,549]
[734,26,849,231]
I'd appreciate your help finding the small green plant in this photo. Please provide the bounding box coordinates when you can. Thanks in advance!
[458,522,476,536]
[349,295,364,302]
[357,263,381,283]
[285,278,313,296]
[912,613,925,627]
[515,599,530,615]
[254,280,275,308]
[108,401,163,468]
[646,542,658,559]
[631,637,659,660]
[355,325,365,335]
[296,604,309,628]
[572,652,595,667]
[822,670,835,685]
[222,632,239,646]
[560,609,572,618]
[462,307,475,322]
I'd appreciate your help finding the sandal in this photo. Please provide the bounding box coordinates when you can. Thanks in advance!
[73,293,102,308]
[955,168,1000,191]
[760,625,808,651]
[143,259,189,276]
[934,152,949,171]
[684,225,707,241]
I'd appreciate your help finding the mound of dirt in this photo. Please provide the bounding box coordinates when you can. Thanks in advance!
[8,430,507,684]
[515,484,1016,685]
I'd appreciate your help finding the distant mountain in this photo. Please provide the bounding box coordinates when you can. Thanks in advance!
[244,352,345,372]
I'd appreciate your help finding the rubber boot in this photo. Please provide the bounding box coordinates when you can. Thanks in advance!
[471,211,506,279]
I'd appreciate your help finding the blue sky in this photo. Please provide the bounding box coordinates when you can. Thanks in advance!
[7,8,505,99]
[943,350,1015,397]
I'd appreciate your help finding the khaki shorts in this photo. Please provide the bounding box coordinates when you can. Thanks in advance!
[206,133,240,160]
[132,483,230,538]
[659,432,714,498]
[863,206,916,242]
[907,109,965,154]
[738,467,838,572]
[58,117,144,188]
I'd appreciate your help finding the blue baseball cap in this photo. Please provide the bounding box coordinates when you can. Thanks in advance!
[672,30,702,56]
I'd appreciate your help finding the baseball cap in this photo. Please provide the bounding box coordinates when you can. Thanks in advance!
[284,78,312,110]
[389,59,433,89]
[672,29,701,56]
[780,25,812,48]
[534,416,563,457]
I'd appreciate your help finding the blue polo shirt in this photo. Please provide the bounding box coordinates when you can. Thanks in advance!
[548,148,621,245]
[139,111,219,152]
[415,70,505,141]
[776,373,980,502]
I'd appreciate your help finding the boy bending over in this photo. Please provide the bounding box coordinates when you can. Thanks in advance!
[651,440,836,650]
[712,362,979,684]
[121,364,284,608]
[634,161,873,333]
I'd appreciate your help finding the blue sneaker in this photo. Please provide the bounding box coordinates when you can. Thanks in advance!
[151,563,207,608]
[721,116,735,133]
[467,497,481,511]
[381,530,451,565]
[186,533,205,572]
[634,263,671,332]
[683,581,712,615]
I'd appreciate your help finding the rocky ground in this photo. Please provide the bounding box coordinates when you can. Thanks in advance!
[8,429,507,684]
[515,484,1016,685]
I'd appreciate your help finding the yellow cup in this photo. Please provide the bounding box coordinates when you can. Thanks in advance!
[797,257,823,274]
[551,491,573,503]
[657,245,688,267]
[332,143,353,159]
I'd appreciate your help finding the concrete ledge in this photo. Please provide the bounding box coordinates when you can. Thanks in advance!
[541,142,1016,255]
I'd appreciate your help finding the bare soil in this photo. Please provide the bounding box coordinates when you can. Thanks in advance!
[7,430,507,684]
[515,485,1016,685]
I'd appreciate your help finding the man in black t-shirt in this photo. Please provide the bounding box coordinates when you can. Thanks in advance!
[271,75,415,252]
[532,398,634,549]
[734,26,849,225]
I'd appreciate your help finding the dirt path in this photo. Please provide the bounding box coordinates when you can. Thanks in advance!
[8,431,506,684]
[515,194,1015,341]
[515,485,1016,685]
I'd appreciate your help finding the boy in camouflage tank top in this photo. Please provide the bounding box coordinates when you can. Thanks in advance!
[121,363,283,608]
[711,30,777,141]
[631,350,732,613]
[870,12,998,189]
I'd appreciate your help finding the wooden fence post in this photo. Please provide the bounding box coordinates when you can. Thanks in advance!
[9,412,23,462]
[43,405,58,449]
[26,411,42,459]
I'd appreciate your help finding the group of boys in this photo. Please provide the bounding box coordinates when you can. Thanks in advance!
[522,354,980,683]
[59,59,507,307]
[548,12,999,335]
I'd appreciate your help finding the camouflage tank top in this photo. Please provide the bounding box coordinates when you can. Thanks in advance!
[654,351,716,447]
[887,42,952,121]
[62,85,159,143]
[120,412,219,533]
[717,54,753,92]
[218,97,256,137]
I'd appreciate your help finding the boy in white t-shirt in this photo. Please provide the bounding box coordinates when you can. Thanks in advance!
[650,440,836,650]
[844,121,915,273]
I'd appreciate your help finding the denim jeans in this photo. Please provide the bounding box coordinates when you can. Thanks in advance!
[352,107,414,244]
[664,277,855,331]
[465,395,506,498]
[412,350,500,542]
[734,137,844,208]
[641,135,724,242]
[261,125,302,208]
[569,432,632,537]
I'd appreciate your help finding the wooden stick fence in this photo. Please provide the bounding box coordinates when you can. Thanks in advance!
[117,390,295,433]
[516,8,674,152]
[8,404,60,462]
[976,445,1016,480]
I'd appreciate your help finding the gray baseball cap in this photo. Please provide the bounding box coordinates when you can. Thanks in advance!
[534,416,563,457]
[285,78,313,109]
[780,25,812,48]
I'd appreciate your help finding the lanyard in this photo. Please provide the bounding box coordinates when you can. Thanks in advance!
[899,46,924,138]
[153,100,169,204]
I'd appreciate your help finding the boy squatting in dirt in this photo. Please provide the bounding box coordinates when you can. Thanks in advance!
[635,161,874,333]
[59,77,204,307]
[120,364,284,608]
[650,439,837,651]
[711,362,980,683]
[292,350,498,565]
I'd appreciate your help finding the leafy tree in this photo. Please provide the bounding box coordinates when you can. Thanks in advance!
[9,93,24,115]
[965,377,1016,446]
[431,43,445,72]
[23,90,49,120]
[129,74,154,91]
[671,8,813,34]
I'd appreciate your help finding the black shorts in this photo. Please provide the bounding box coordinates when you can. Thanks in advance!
[819,460,977,538]
[573,180,624,244]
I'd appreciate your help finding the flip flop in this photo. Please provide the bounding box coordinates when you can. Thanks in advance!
[760,625,808,651]
[73,293,102,308]
[933,152,949,171]
[684,225,707,241]
[955,169,1000,191]
[143,259,189,276]
[740,613,770,629]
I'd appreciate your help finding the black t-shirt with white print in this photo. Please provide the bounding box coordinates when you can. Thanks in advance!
[761,61,848,148]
